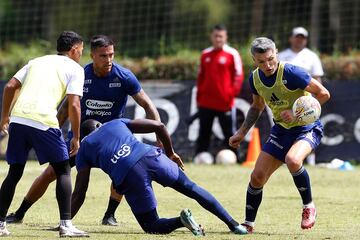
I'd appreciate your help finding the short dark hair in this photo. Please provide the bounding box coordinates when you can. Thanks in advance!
[56,31,83,53]
[212,24,227,32]
[80,119,102,140]
[250,37,276,56]
[90,35,114,51]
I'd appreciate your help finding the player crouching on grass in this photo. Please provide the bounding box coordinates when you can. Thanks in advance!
[71,118,248,236]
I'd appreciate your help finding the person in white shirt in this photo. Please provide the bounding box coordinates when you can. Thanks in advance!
[278,27,324,165]
[278,27,324,82]
[0,31,88,237]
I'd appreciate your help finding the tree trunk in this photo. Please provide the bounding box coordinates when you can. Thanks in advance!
[250,0,264,35]
[310,0,321,49]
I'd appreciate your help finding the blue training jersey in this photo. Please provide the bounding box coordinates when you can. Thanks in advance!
[81,63,141,123]
[249,63,321,132]
[249,63,311,95]
[76,119,153,186]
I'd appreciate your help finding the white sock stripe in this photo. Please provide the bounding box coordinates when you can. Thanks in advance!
[292,166,305,177]
[303,201,315,208]
[244,221,255,227]
[247,186,263,195]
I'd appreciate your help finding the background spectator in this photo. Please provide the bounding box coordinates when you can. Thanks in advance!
[195,24,244,160]
[279,26,324,165]
[278,26,324,83]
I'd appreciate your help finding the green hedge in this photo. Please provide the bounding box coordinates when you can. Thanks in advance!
[0,42,359,81]
[322,53,360,81]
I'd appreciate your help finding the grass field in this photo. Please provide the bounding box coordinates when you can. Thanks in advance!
[0,161,359,239]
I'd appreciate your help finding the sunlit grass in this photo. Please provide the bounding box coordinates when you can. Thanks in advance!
[0,161,359,239]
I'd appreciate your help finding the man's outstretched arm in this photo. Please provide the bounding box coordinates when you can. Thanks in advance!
[129,119,184,170]
[71,167,91,219]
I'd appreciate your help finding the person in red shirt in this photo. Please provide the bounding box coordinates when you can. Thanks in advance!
[196,24,244,157]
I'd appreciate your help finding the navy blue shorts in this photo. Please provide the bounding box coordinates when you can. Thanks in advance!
[262,124,323,162]
[115,148,179,215]
[6,123,69,165]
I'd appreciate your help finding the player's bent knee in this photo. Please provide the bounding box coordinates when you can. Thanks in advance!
[134,210,162,234]
[285,155,302,172]
[250,171,267,187]
[140,224,153,234]
[41,166,57,182]
[50,160,71,177]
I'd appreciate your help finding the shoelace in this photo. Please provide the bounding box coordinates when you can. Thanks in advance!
[302,208,311,219]
[198,224,205,236]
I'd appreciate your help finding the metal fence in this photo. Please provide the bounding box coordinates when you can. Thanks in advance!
[0,0,359,57]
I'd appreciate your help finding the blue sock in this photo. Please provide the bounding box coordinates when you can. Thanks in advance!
[134,209,183,234]
[171,170,238,231]
[245,184,263,223]
[291,166,312,205]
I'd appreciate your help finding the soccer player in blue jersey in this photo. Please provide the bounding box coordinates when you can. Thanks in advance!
[0,31,88,237]
[229,37,330,233]
[6,35,161,226]
[71,118,248,236]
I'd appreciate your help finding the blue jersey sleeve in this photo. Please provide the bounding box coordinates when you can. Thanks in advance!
[75,142,90,171]
[283,64,311,90]
[120,118,131,125]
[249,73,259,95]
[120,118,133,131]
[124,70,141,96]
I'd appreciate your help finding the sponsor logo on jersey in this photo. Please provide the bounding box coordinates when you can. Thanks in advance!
[83,87,88,93]
[84,79,92,84]
[219,56,227,64]
[205,57,211,63]
[111,144,131,163]
[109,82,122,88]
[269,93,287,106]
[85,109,111,117]
[85,99,113,109]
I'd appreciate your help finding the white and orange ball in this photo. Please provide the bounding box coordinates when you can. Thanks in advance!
[292,95,321,125]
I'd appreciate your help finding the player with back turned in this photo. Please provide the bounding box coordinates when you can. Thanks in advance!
[0,31,88,237]
[6,35,161,227]
[229,37,330,233]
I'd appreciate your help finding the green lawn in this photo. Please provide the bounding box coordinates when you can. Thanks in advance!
[0,161,359,239]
